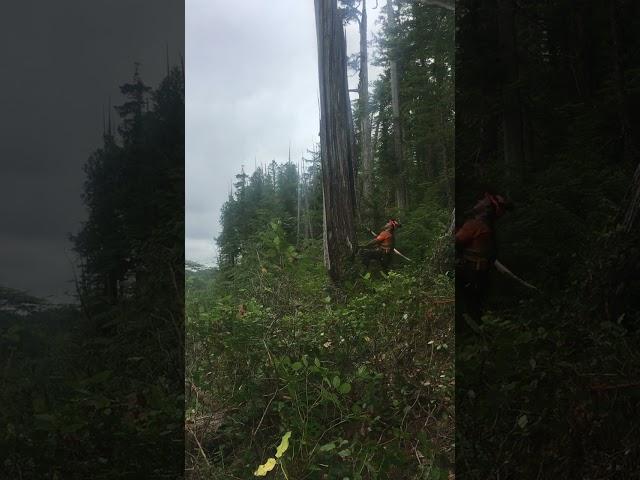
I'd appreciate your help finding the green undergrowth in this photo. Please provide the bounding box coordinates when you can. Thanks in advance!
[457,232,640,479]
[1,302,183,479]
[186,234,454,479]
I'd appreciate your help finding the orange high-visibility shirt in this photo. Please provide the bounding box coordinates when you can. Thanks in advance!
[376,230,394,250]
[455,218,493,256]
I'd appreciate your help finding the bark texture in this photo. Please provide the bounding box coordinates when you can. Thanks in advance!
[314,0,358,281]
[497,0,527,187]
[387,0,408,210]
[623,163,640,232]
[359,0,374,211]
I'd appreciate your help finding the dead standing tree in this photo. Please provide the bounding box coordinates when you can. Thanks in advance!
[386,0,408,210]
[314,0,358,282]
[609,4,640,233]
[358,0,374,214]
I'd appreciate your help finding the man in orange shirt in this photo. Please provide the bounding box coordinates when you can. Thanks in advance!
[361,219,401,271]
[456,192,512,329]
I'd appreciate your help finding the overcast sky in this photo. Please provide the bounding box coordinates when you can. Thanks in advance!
[186,0,384,266]
[0,0,183,302]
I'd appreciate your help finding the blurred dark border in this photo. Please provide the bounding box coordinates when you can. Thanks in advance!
[1,1,185,478]
[456,0,640,477]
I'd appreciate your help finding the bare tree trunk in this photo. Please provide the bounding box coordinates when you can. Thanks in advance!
[387,0,407,210]
[322,189,330,267]
[425,143,434,179]
[440,140,452,209]
[304,175,313,239]
[296,158,302,244]
[447,208,455,235]
[497,0,525,187]
[314,0,358,282]
[430,208,456,272]
[438,111,453,208]
[623,164,640,232]
[608,4,639,232]
[359,0,374,213]
[372,109,382,159]
[609,3,634,164]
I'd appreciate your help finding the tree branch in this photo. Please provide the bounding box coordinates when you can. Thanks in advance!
[414,0,454,11]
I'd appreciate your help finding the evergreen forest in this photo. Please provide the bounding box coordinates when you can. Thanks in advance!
[1,65,185,478]
[185,1,455,478]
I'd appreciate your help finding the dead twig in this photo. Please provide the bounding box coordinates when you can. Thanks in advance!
[250,388,280,449]
[187,423,210,466]
[590,381,640,392]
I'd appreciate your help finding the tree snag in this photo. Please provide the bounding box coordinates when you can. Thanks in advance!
[314,0,358,282]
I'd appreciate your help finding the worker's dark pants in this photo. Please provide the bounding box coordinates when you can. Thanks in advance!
[456,261,490,332]
[360,248,393,271]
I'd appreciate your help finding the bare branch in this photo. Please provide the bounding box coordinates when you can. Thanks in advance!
[413,0,454,11]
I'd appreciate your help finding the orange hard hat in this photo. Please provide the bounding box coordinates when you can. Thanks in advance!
[387,219,401,229]
[483,192,512,217]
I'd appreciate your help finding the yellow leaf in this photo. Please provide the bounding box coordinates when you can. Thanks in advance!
[254,457,277,476]
[275,431,292,458]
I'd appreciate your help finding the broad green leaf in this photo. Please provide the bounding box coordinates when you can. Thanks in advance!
[319,442,336,452]
[517,414,528,429]
[332,375,341,389]
[254,457,277,476]
[339,383,352,394]
[275,431,292,458]
[291,362,303,371]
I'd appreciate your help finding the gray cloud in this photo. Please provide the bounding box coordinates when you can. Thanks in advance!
[0,0,184,301]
